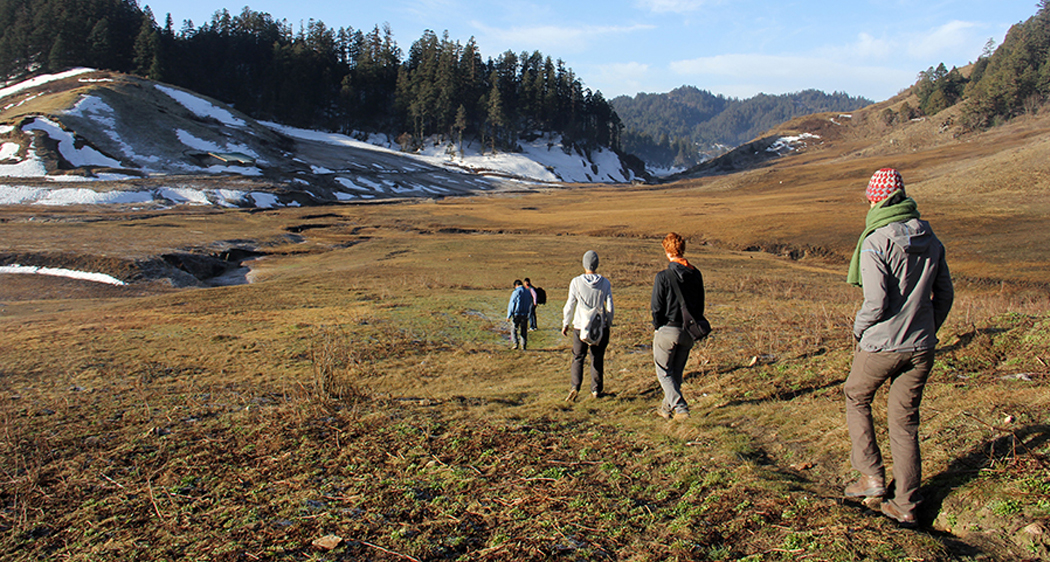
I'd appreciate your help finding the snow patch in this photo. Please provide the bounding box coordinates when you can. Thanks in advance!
[174,129,258,159]
[0,142,21,160]
[249,192,279,208]
[24,117,121,168]
[63,95,165,170]
[0,184,285,208]
[157,187,212,205]
[0,264,126,285]
[766,133,820,155]
[0,68,95,101]
[0,144,47,177]
[155,84,247,128]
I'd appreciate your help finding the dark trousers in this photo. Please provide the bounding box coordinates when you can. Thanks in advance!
[511,315,529,349]
[845,348,935,517]
[570,327,609,394]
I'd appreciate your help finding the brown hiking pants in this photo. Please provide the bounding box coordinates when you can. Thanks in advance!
[845,348,935,517]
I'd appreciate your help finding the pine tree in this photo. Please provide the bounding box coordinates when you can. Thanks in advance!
[133,7,159,78]
[48,31,71,71]
[454,103,467,157]
[485,69,505,153]
[87,18,113,70]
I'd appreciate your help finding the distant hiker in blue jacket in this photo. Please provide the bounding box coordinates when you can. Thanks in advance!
[843,168,954,529]
[507,279,533,350]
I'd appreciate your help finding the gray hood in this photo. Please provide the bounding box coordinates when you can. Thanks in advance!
[885,218,935,254]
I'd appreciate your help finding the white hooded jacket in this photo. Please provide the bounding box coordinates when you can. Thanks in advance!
[562,273,614,331]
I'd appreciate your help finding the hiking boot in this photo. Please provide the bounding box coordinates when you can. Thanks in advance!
[673,411,690,421]
[656,407,672,419]
[565,389,578,402]
[881,501,918,529]
[844,474,886,498]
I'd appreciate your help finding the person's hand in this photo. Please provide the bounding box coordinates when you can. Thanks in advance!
[561,326,570,336]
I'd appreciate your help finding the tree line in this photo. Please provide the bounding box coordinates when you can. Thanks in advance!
[892,4,1050,130]
[0,0,622,154]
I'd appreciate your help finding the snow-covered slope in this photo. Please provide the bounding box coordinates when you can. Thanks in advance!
[0,69,641,208]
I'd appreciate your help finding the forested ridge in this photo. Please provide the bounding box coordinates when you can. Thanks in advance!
[0,0,621,156]
[907,3,1050,129]
[612,87,871,169]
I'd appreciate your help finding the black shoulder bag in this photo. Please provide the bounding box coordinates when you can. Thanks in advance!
[670,276,711,342]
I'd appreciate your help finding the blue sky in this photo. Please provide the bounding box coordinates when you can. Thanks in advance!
[141,0,1037,102]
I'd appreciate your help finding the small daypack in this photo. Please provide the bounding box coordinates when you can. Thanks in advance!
[580,307,604,345]
[534,287,546,305]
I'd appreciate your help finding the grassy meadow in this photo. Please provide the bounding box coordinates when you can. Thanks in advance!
[2,175,1049,562]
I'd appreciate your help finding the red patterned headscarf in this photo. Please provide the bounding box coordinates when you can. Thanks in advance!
[866,168,905,203]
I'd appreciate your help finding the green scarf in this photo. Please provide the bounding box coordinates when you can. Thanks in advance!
[846,191,920,287]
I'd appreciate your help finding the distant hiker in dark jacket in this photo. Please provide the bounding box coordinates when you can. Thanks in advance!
[561,251,614,401]
[651,232,706,421]
[507,279,533,350]
[843,168,954,529]
[524,277,539,330]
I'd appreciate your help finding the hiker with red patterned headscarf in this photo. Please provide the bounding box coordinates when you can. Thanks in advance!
[842,168,954,528]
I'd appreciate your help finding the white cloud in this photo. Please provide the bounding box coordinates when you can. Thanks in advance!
[634,0,712,14]
[661,16,993,100]
[470,21,653,54]
[907,20,979,60]
[834,20,986,66]
[851,32,893,60]
[592,62,651,96]
[669,53,912,99]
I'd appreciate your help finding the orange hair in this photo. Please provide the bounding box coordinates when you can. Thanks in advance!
[662,232,685,257]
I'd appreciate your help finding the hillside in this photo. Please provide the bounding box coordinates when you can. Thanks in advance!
[612,87,872,169]
[0,68,641,208]
[0,3,625,165]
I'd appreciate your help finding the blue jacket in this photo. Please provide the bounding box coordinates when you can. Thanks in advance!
[507,286,533,318]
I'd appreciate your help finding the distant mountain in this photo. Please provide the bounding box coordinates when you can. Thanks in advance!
[612,86,872,170]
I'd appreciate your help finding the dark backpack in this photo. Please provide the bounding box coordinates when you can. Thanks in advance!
[534,287,546,305]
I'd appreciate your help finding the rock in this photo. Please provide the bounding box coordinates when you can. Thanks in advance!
[312,534,343,550]
[1023,523,1045,536]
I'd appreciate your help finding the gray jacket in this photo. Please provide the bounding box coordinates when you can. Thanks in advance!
[854,218,954,352]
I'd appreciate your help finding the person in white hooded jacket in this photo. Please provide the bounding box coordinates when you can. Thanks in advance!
[561,250,614,402]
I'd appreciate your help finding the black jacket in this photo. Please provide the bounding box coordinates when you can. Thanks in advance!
[651,262,705,330]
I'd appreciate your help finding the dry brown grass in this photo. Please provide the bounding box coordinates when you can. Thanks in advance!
[1,194,1048,560]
